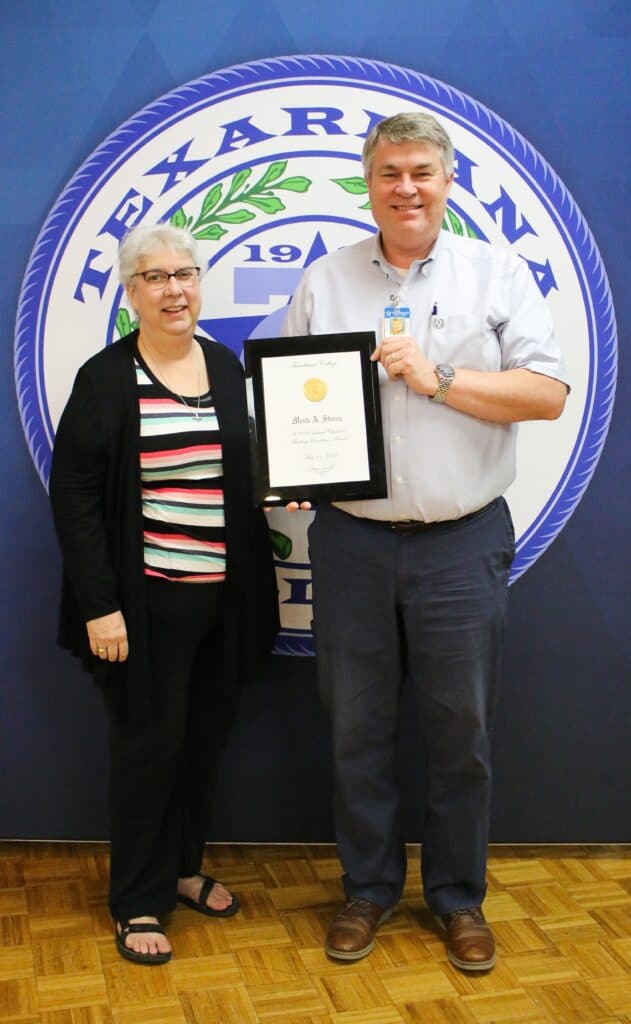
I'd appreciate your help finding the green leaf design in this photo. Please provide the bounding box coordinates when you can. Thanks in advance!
[269,529,292,561]
[243,195,285,214]
[116,308,131,337]
[174,159,312,244]
[466,221,479,239]
[193,224,228,241]
[444,208,464,236]
[332,177,369,195]
[275,176,311,192]
[199,184,223,222]
[215,209,256,224]
[359,200,372,209]
[226,168,252,199]
[170,208,187,228]
[253,160,287,191]
[115,307,138,338]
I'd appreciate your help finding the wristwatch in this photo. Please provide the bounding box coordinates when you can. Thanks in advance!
[431,362,455,403]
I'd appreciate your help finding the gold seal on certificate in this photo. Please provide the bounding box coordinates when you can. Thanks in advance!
[303,377,328,402]
[244,332,386,507]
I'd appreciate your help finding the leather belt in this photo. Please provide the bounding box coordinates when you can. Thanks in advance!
[362,501,495,534]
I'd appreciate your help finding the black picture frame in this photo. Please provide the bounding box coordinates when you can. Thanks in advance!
[244,331,386,507]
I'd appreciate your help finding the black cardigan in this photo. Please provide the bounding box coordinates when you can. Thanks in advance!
[49,331,279,722]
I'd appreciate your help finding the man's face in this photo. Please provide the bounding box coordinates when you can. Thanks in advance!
[366,138,453,263]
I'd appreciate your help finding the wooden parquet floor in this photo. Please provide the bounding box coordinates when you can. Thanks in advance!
[0,842,630,1024]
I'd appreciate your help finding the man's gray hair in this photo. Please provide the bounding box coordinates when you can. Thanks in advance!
[362,112,454,178]
[119,223,200,285]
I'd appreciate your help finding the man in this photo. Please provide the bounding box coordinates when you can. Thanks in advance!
[282,112,568,972]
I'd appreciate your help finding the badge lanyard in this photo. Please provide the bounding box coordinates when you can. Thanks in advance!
[383,296,445,341]
[383,259,445,341]
[383,304,411,339]
[381,280,408,338]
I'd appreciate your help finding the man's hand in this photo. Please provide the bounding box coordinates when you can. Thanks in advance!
[263,502,312,512]
[372,338,567,422]
[86,610,129,663]
[372,337,436,395]
[284,502,313,512]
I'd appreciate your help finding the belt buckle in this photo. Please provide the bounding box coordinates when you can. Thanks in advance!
[390,519,423,534]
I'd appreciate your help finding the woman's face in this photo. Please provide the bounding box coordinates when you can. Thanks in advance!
[126,245,201,341]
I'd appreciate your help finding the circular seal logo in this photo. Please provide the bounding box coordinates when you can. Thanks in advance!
[14,55,617,655]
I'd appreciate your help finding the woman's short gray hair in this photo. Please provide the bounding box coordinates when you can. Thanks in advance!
[362,112,455,179]
[119,223,199,286]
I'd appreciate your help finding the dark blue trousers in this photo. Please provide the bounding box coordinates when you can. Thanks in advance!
[308,498,515,916]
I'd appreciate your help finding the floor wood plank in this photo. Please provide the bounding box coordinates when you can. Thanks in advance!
[0,842,628,1023]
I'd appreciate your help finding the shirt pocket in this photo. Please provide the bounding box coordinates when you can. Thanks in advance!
[427,314,501,371]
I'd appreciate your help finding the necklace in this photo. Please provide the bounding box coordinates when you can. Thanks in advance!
[140,340,203,421]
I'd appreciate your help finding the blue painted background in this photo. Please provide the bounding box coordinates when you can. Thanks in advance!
[1,0,629,841]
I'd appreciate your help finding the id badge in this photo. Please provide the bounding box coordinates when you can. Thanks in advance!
[383,305,411,339]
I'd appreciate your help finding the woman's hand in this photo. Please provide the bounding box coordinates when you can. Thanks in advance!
[86,611,129,662]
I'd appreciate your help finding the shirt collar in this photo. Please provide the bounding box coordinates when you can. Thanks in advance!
[370,230,444,280]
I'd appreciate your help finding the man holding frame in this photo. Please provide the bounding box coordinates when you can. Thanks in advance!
[282,112,568,972]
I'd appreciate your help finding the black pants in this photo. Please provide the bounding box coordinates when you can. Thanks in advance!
[308,499,515,916]
[107,578,231,921]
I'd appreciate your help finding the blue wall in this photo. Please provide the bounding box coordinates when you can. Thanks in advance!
[1,0,629,841]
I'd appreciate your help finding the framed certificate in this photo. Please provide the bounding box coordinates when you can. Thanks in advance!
[244,332,387,507]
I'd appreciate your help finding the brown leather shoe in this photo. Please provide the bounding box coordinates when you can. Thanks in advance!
[325,897,394,960]
[440,907,496,971]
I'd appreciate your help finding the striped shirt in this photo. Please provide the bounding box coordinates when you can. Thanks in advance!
[135,359,226,582]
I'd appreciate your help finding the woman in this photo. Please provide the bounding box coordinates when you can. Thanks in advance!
[49,223,279,964]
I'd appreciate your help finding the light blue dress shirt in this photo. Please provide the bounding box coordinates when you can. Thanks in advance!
[281,230,569,523]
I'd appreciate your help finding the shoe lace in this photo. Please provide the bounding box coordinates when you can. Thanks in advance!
[346,897,377,917]
[448,907,485,925]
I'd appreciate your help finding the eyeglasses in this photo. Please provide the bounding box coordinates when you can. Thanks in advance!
[131,266,201,288]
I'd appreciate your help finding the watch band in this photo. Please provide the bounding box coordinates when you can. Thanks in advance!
[431,363,455,403]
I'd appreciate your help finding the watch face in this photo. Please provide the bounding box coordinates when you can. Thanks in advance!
[436,363,455,380]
